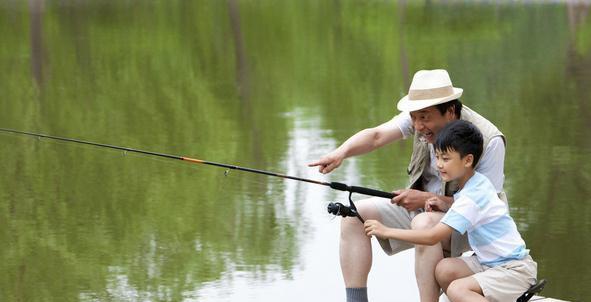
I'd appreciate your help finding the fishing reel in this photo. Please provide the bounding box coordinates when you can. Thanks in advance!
[327,192,365,223]
[327,202,358,218]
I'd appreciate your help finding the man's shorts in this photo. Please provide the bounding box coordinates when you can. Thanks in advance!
[460,254,538,302]
[371,197,470,257]
[372,197,417,255]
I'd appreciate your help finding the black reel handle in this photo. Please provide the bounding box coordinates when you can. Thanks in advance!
[326,183,395,223]
[327,202,355,217]
[327,191,365,223]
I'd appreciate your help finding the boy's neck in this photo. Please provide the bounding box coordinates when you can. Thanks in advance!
[457,169,475,190]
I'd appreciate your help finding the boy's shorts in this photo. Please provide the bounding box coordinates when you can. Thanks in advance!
[372,197,469,257]
[460,254,538,302]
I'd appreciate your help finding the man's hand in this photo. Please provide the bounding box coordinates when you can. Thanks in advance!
[425,196,450,212]
[308,150,345,174]
[392,189,432,211]
[364,220,390,239]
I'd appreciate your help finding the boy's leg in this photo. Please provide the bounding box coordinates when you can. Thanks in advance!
[411,212,447,302]
[441,255,537,302]
[435,257,477,292]
[446,276,487,302]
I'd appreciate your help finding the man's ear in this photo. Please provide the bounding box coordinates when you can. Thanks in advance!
[463,154,474,168]
[445,106,456,120]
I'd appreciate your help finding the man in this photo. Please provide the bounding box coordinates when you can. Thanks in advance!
[308,69,506,302]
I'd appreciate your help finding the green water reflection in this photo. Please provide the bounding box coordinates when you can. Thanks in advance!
[1,1,590,301]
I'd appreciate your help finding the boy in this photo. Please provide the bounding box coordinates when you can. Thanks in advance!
[364,120,537,302]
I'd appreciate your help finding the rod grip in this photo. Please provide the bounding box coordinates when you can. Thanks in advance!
[329,182,395,199]
[349,186,395,199]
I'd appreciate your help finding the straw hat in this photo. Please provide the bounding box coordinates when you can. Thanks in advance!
[397,69,463,112]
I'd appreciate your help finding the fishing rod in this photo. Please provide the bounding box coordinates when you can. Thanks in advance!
[0,128,396,222]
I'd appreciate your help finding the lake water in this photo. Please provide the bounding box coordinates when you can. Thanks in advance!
[1,1,590,301]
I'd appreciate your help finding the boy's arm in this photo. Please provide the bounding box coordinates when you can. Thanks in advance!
[364,220,454,246]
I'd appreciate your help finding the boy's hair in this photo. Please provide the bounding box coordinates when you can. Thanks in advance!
[435,99,463,118]
[434,120,483,167]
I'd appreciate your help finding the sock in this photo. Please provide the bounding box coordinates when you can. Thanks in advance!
[346,287,368,302]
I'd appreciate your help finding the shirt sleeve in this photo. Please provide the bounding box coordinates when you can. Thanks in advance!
[475,136,505,192]
[441,196,479,234]
[390,111,414,139]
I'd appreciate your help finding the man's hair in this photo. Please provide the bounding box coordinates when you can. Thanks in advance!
[434,120,483,167]
[435,99,462,118]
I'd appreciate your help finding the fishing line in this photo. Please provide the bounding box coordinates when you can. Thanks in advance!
[0,128,397,221]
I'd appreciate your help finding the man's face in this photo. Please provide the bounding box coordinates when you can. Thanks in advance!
[409,106,455,144]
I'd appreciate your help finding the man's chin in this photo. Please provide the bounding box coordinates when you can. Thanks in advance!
[419,132,435,143]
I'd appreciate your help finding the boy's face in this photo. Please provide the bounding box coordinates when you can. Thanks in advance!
[435,149,474,182]
[409,106,455,144]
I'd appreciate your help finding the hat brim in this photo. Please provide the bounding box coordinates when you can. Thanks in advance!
[396,88,463,112]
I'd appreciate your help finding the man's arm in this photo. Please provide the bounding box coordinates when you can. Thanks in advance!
[365,220,454,246]
[308,118,404,174]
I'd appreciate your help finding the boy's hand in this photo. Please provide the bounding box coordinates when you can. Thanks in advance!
[425,196,450,212]
[364,220,389,238]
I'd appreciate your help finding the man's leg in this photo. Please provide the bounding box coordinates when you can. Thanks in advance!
[339,199,382,302]
[411,212,447,302]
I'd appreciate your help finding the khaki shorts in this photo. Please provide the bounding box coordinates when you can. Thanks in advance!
[461,255,538,302]
[371,198,470,257]
[371,197,416,255]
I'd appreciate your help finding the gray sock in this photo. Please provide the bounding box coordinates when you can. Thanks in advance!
[346,287,368,302]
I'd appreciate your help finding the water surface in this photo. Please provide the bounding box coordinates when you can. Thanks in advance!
[1,1,590,301]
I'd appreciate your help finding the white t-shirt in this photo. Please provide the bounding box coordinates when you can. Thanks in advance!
[392,111,505,193]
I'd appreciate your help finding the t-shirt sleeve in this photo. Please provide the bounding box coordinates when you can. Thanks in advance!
[475,136,505,192]
[390,111,414,139]
[441,196,479,234]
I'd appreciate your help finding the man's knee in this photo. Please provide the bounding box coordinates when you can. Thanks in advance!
[411,212,441,230]
[340,199,380,234]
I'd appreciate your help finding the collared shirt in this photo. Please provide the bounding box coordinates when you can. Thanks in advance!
[441,172,528,266]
